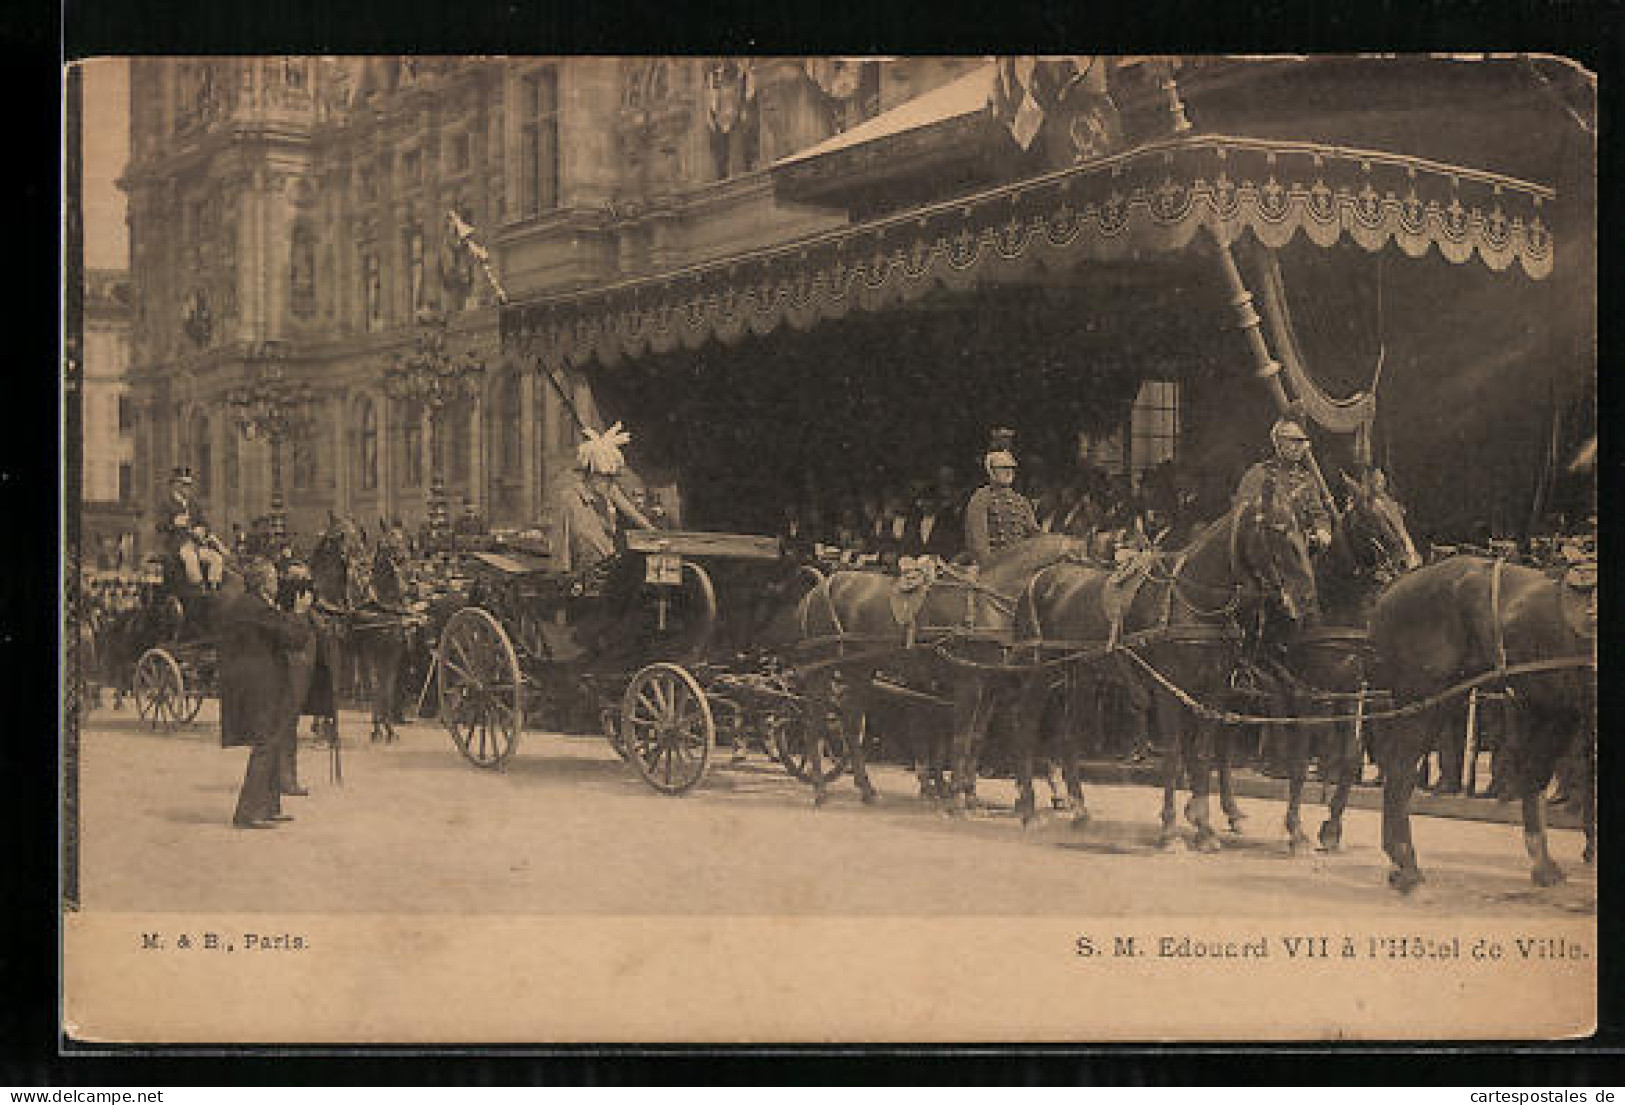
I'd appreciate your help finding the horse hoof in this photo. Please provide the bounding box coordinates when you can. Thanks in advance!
[1317,822,1343,852]
[1288,835,1311,856]
[1583,843,1596,865]
[860,788,880,806]
[1388,868,1425,895]
[1227,815,1248,836]
[1194,831,1222,854]
[812,791,829,809]
[1156,832,1179,852]
[1070,809,1091,829]
[1532,861,1567,888]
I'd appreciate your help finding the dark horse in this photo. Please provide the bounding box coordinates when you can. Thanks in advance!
[1369,555,1596,893]
[1004,475,1319,850]
[309,517,414,743]
[1276,470,1422,853]
[789,534,1093,808]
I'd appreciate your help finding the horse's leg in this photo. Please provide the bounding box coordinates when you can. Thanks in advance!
[947,678,983,815]
[1185,717,1221,853]
[1057,673,1090,825]
[806,671,836,807]
[1517,709,1568,888]
[1581,724,1597,865]
[1379,719,1428,894]
[1318,717,1357,852]
[1282,700,1310,853]
[1154,690,1182,849]
[1011,675,1048,827]
[848,684,879,805]
[1216,719,1246,835]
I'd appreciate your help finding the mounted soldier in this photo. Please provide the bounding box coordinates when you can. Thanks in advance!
[159,466,226,591]
[1234,416,1333,556]
[964,434,1041,568]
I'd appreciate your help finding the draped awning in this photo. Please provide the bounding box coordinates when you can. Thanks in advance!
[502,133,1555,372]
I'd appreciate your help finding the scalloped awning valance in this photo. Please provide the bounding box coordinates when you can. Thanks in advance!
[502,134,1555,372]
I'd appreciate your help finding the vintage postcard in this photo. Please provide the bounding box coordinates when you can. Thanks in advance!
[62,54,1596,1044]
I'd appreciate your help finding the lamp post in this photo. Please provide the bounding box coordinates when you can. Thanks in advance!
[228,342,315,545]
[383,309,485,551]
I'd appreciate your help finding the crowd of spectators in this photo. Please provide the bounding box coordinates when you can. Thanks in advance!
[775,457,1204,571]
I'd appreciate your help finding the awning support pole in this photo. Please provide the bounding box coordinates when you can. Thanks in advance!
[1211,231,1337,512]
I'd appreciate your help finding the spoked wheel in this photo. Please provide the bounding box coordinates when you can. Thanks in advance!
[771,711,849,784]
[178,686,206,723]
[438,607,524,769]
[133,648,187,732]
[621,663,714,795]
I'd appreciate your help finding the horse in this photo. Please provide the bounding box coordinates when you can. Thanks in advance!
[309,516,413,743]
[788,533,1094,809]
[1276,469,1422,853]
[1004,474,1320,850]
[1368,554,1596,893]
[356,523,418,743]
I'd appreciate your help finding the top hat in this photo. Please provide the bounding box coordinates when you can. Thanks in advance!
[169,466,195,482]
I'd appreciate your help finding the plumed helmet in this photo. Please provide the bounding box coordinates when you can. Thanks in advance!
[1270,418,1311,446]
[984,449,1018,476]
[576,421,633,476]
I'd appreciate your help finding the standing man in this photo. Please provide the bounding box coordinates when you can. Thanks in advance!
[159,467,226,589]
[1234,416,1333,554]
[965,446,1041,567]
[219,558,313,829]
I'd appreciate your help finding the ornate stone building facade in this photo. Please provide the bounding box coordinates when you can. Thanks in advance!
[121,56,981,545]
[81,268,139,565]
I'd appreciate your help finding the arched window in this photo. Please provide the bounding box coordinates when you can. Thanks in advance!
[290,225,317,319]
[223,421,239,496]
[401,400,423,488]
[191,412,212,500]
[448,403,470,484]
[355,395,378,491]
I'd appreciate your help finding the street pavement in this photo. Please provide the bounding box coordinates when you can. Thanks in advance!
[71,703,1597,918]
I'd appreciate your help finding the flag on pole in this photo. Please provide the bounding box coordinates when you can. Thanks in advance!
[445,210,508,305]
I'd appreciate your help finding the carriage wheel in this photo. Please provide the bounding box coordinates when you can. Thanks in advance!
[621,663,714,795]
[133,648,187,732]
[438,607,524,769]
[771,711,849,784]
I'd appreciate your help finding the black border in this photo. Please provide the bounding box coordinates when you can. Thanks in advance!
[27,0,1624,1085]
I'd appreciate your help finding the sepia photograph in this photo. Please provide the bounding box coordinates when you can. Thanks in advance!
[61,53,1596,1044]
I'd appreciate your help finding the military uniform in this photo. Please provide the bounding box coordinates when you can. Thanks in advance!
[1234,456,1331,543]
[965,484,1041,566]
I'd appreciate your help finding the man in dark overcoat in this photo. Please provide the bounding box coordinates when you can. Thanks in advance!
[220,558,314,828]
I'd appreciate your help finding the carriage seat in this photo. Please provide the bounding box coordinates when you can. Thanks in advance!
[158,553,218,637]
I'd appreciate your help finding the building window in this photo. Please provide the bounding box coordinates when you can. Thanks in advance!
[359,162,377,202]
[499,373,521,477]
[448,405,471,484]
[402,148,421,185]
[362,248,383,331]
[402,403,423,488]
[290,225,317,319]
[516,68,559,217]
[447,131,470,175]
[405,224,425,316]
[192,414,213,500]
[292,432,316,492]
[118,463,133,505]
[224,425,239,494]
[117,395,134,433]
[356,396,378,491]
[1129,380,1179,487]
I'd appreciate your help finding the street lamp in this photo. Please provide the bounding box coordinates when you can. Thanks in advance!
[228,342,315,544]
[383,308,485,549]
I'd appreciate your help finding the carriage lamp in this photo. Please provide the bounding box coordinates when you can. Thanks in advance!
[229,346,316,544]
[383,308,486,552]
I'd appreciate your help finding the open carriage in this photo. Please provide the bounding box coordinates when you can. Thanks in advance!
[124,560,218,731]
[434,527,833,793]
